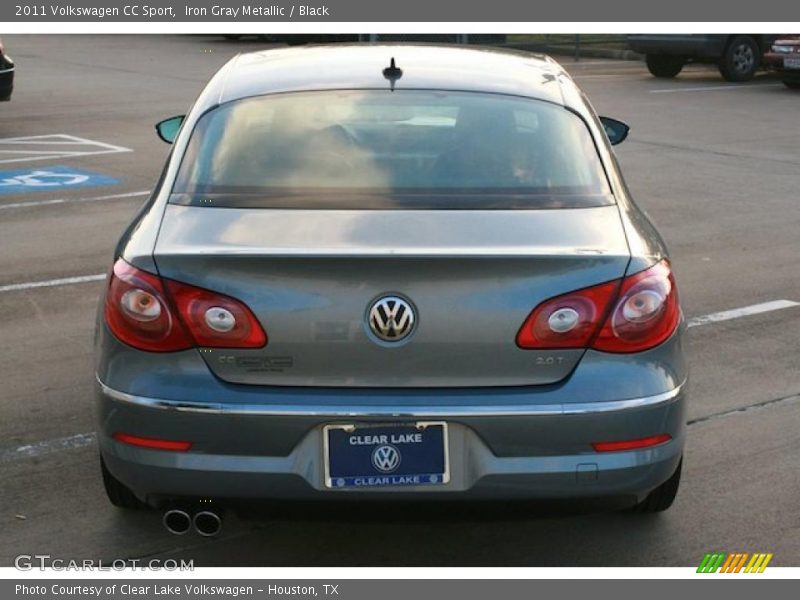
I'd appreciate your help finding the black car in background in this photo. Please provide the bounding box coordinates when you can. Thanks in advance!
[628,34,780,82]
[0,38,13,101]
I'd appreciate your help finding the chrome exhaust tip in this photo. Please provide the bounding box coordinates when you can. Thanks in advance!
[193,510,222,537]
[162,509,192,535]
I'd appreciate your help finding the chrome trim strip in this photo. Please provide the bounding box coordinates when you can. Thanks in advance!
[97,378,683,417]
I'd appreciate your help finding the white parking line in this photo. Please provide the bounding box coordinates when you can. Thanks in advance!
[686,300,800,328]
[0,134,132,165]
[650,83,784,94]
[0,189,150,211]
[0,273,106,293]
[0,432,96,464]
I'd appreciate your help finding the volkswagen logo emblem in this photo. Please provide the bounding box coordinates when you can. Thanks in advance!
[371,444,401,473]
[367,295,416,342]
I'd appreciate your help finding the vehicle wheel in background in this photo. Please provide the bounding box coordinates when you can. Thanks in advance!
[630,458,682,513]
[718,35,760,82]
[101,456,145,509]
[645,54,685,78]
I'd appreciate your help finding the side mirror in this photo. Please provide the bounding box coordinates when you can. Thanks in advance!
[155,115,185,144]
[599,116,630,146]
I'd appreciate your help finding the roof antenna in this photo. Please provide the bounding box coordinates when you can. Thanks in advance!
[382,57,403,91]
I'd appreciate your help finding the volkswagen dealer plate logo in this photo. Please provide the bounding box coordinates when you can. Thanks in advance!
[367,296,415,342]
[371,444,401,473]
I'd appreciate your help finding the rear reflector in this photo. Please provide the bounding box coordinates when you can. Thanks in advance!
[113,432,192,452]
[591,434,672,453]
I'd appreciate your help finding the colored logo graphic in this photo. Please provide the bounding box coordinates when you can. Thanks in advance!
[0,165,119,195]
[697,552,773,573]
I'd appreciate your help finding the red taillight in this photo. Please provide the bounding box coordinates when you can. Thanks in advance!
[516,260,680,353]
[592,260,680,353]
[516,280,620,349]
[591,433,672,453]
[104,259,193,352]
[164,279,267,349]
[104,258,267,352]
[113,432,192,452]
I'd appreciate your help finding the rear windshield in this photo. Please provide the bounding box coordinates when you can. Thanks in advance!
[171,90,613,209]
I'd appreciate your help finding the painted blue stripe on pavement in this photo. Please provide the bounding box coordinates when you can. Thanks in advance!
[0,165,119,195]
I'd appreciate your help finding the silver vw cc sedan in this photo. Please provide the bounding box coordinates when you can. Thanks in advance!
[95,45,687,528]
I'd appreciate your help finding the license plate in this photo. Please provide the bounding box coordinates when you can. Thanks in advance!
[323,422,449,489]
[783,57,800,69]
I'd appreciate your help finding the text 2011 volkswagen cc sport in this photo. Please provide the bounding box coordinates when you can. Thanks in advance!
[95,45,687,532]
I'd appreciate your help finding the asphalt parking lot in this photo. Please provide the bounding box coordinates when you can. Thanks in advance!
[1,35,798,567]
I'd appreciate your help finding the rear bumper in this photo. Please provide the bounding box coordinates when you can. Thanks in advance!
[96,379,686,505]
[763,52,800,78]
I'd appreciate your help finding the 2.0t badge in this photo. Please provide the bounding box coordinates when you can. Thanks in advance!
[367,295,416,342]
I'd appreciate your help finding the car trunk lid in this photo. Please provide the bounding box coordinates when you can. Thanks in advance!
[153,205,630,387]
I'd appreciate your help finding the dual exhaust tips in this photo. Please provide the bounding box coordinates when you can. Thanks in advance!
[163,508,222,537]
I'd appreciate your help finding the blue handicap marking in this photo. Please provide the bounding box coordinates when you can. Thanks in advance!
[0,165,119,195]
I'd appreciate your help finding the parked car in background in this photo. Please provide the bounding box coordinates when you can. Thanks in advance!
[222,34,360,43]
[222,34,506,45]
[0,38,14,101]
[627,34,780,82]
[763,36,800,89]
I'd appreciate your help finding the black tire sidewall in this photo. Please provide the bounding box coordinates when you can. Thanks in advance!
[720,36,760,82]
[646,54,684,78]
[100,455,145,509]
[632,457,682,513]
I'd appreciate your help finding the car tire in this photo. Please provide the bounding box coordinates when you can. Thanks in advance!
[645,54,684,78]
[101,456,145,509]
[631,458,682,513]
[782,78,800,89]
[718,36,760,82]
